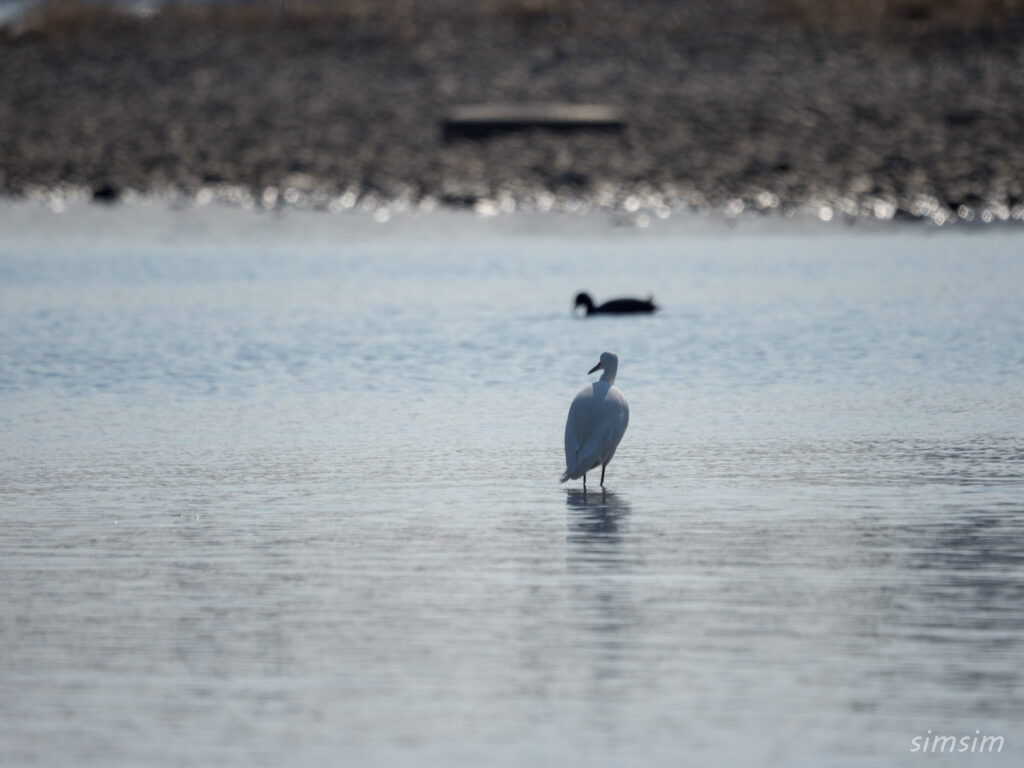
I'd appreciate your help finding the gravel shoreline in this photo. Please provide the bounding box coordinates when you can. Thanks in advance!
[3,1,1024,221]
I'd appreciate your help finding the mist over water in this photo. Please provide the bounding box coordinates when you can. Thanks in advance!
[1,204,1022,766]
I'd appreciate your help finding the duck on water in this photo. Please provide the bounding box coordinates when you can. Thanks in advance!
[574,292,658,315]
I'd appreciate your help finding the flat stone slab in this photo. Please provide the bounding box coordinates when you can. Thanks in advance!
[443,103,625,140]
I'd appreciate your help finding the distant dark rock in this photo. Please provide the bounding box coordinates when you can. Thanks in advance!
[91,183,119,203]
[945,110,982,127]
[438,193,479,208]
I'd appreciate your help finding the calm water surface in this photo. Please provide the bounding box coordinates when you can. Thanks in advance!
[1,204,1022,766]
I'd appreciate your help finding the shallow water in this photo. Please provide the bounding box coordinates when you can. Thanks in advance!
[1,204,1022,766]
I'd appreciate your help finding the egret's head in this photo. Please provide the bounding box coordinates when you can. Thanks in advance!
[588,351,619,376]
[574,292,594,312]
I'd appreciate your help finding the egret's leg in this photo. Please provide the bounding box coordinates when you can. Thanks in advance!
[583,473,587,491]
[600,464,606,487]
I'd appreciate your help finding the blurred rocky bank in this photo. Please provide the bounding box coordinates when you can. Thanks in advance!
[3,0,1024,221]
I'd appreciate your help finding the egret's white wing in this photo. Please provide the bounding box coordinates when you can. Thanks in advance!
[574,386,628,473]
[562,383,629,480]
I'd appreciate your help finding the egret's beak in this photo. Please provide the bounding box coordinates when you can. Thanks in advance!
[588,361,603,374]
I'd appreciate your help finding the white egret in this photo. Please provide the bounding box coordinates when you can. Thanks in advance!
[560,351,630,490]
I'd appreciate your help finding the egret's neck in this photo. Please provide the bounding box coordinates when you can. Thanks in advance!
[599,366,617,384]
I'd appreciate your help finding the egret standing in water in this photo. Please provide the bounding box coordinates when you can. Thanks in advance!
[560,351,630,490]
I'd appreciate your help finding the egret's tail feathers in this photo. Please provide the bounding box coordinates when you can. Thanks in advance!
[561,466,584,483]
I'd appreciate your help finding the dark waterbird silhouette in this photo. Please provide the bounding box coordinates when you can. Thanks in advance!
[574,292,658,316]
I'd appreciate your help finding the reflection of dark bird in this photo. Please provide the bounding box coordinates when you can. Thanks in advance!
[574,292,658,315]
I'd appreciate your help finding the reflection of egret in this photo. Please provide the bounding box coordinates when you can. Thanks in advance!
[564,487,635,707]
[565,488,632,521]
[560,351,630,491]
[565,489,632,570]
